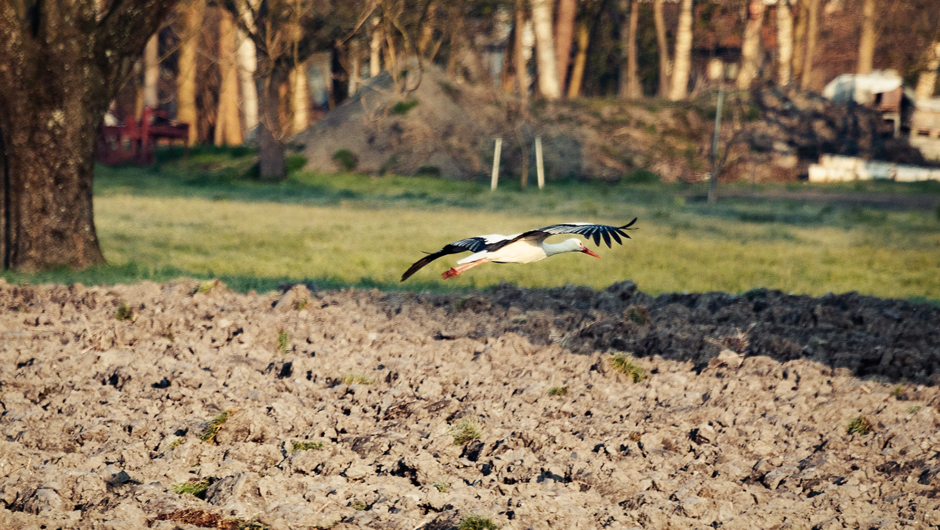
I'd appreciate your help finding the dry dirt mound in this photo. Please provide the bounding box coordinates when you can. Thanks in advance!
[1,279,939,529]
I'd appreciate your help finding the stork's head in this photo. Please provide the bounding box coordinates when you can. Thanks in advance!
[568,238,601,258]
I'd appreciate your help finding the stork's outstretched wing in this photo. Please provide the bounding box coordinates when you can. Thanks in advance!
[511,218,638,248]
[400,236,494,282]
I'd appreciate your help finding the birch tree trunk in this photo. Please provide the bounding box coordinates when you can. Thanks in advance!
[737,1,765,89]
[176,0,203,145]
[236,28,258,134]
[653,0,671,98]
[215,9,242,146]
[567,21,589,98]
[669,0,693,100]
[915,41,940,100]
[857,0,876,74]
[370,23,382,77]
[800,0,819,89]
[555,0,577,96]
[777,0,793,86]
[531,0,561,99]
[144,35,160,108]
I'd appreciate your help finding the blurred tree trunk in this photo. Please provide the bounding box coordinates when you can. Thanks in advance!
[800,0,818,89]
[370,22,383,76]
[555,0,577,96]
[515,0,531,97]
[669,0,693,100]
[653,0,671,97]
[567,21,589,97]
[0,0,177,271]
[259,66,288,181]
[144,35,160,108]
[792,0,807,82]
[619,0,640,99]
[289,61,310,134]
[857,0,876,74]
[236,27,259,135]
[177,0,204,145]
[915,41,940,100]
[737,1,765,89]
[215,9,243,146]
[777,0,793,86]
[348,38,362,96]
[531,0,561,99]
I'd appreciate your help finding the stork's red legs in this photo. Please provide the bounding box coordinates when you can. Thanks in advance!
[442,258,491,279]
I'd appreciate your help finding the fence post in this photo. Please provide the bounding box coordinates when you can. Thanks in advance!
[491,137,502,191]
[535,136,545,189]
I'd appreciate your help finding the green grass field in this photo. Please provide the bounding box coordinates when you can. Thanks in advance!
[4,147,939,301]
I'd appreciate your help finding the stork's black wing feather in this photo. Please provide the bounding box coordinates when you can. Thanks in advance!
[400,237,490,281]
[509,218,638,248]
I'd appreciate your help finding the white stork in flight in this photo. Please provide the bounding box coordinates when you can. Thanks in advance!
[401,219,637,281]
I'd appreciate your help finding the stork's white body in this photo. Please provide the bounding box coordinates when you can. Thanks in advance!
[457,237,581,265]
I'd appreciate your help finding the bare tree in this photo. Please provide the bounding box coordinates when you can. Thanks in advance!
[532,0,561,99]
[857,0,876,74]
[555,0,577,95]
[144,36,161,108]
[216,8,243,146]
[737,0,765,89]
[653,0,671,97]
[619,0,641,99]
[0,0,177,271]
[669,0,693,100]
[177,0,205,145]
[800,0,818,89]
[777,0,794,85]
[567,21,590,97]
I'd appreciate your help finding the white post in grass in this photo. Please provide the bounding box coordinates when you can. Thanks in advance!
[535,136,545,189]
[491,137,502,191]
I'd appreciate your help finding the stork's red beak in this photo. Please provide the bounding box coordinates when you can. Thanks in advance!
[582,247,601,258]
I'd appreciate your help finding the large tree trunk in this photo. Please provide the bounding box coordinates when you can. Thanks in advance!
[554,0,577,96]
[857,0,876,74]
[259,66,288,181]
[801,0,819,89]
[669,0,693,100]
[531,0,561,99]
[215,9,243,146]
[777,0,794,86]
[737,1,765,89]
[915,41,940,100]
[567,21,590,98]
[653,0,671,98]
[177,0,204,145]
[370,22,383,77]
[0,0,176,271]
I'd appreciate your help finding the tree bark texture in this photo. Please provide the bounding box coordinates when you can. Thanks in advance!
[531,0,561,99]
[776,0,794,86]
[0,0,177,271]
[554,0,577,96]
[215,8,243,146]
[653,0,671,97]
[737,1,765,89]
[801,0,819,89]
[915,41,940,100]
[857,0,876,74]
[259,66,288,181]
[177,0,204,145]
[669,0,693,101]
